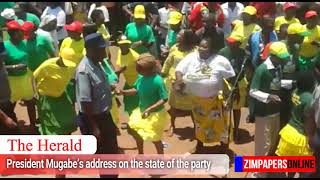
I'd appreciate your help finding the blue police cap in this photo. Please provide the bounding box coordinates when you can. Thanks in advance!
[84,33,106,49]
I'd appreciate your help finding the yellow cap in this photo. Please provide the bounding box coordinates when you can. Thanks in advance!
[226,33,244,44]
[269,42,290,59]
[117,35,132,45]
[242,6,257,16]
[134,5,146,19]
[287,23,311,36]
[167,11,183,25]
[60,47,76,62]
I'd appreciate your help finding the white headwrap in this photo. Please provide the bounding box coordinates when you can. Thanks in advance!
[39,14,57,28]
[1,8,16,20]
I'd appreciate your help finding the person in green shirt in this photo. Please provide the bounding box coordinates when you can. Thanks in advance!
[3,20,37,133]
[219,33,251,143]
[125,5,155,54]
[249,42,291,178]
[22,21,55,71]
[14,3,40,28]
[117,53,169,155]
[166,11,183,49]
[276,71,316,178]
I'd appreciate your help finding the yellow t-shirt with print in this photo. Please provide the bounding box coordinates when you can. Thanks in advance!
[274,16,300,32]
[231,21,262,49]
[116,48,139,86]
[300,25,320,58]
[60,37,85,65]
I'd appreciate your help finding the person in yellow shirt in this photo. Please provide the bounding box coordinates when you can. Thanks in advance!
[274,2,300,33]
[161,29,196,135]
[60,21,85,65]
[90,9,110,43]
[60,21,85,105]
[230,6,261,49]
[90,9,112,61]
[299,11,320,71]
[33,48,77,136]
[116,35,140,116]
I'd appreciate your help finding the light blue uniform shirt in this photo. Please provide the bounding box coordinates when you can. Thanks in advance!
[76,56,112,115]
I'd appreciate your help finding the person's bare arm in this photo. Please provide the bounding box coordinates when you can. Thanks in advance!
[174,71,186,94]
[0,109,17,129]
[150,14,159,29]
[304,105,316,140]
[122,4,133,18]
[115,66,127,77]
[142,41,153,48]
[142,99,167,118]
[117,88,137,96]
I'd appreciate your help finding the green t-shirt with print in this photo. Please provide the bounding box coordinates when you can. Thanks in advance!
[289,90,313,134]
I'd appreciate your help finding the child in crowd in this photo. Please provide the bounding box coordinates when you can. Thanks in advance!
[117,53,169,154]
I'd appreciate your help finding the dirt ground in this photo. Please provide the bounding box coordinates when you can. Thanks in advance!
[1,47,256,178]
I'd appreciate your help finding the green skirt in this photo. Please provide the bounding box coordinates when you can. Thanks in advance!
[65,80,76,104]
[37,90,77,135]
[123,83,139,115]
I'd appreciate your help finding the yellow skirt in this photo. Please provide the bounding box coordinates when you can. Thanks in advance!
[276,124,313,156]
[8,69,34,102]
[191,95,232,144]
[164,77,193,111]
[110,96,119,125]
[233,77,249,110]
[128,108,169,142]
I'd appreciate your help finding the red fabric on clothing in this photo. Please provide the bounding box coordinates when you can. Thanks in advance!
[250,2,276,19]
[188,2,224,31]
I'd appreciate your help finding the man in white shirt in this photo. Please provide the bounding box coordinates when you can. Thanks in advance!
[41,2,67,45]
[221,2,244,36]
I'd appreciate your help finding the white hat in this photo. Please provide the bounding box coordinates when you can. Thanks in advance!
[39,14,57,28]
[1,8,16,20]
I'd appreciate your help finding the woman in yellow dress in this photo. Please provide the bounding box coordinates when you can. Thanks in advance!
[175,37,235,153]
[161,29,196,134]
[117,53,169,154]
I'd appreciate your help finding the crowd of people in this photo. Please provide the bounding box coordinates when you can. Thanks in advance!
[0,2,320,178]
